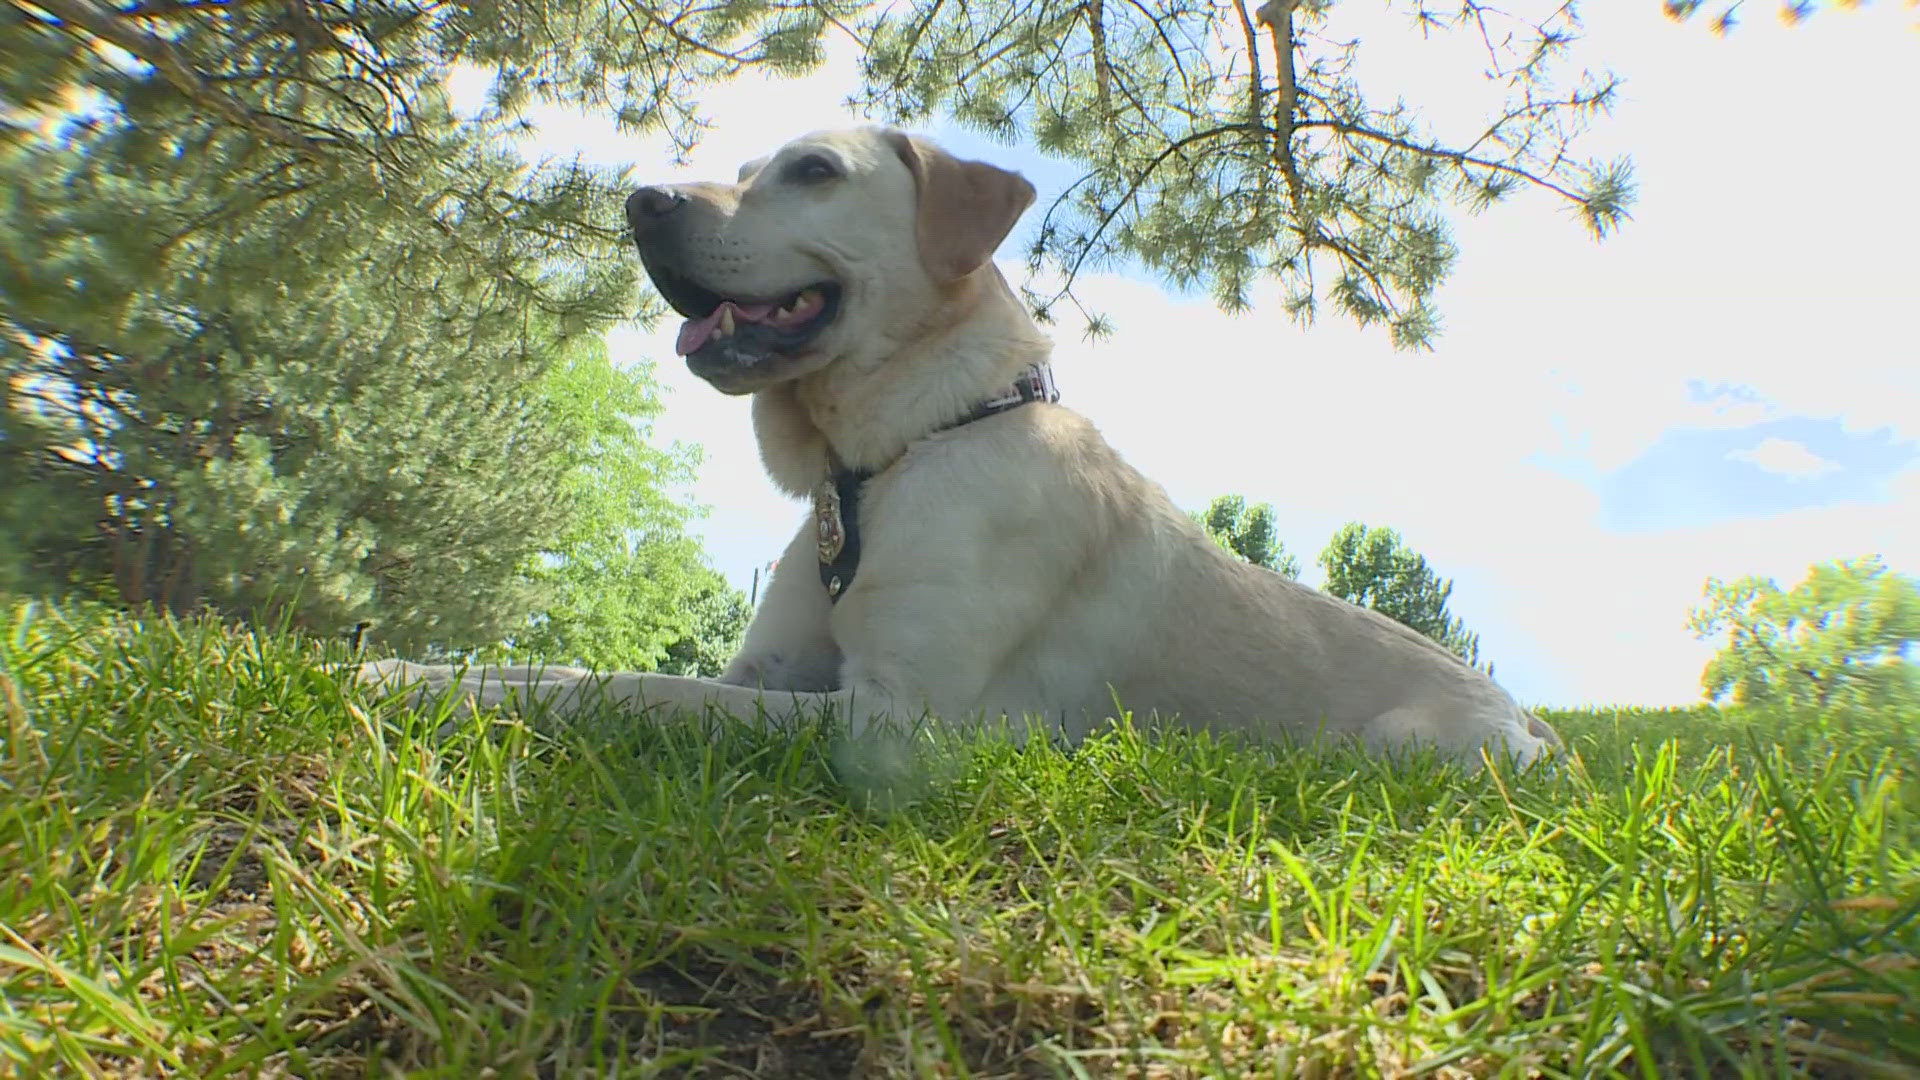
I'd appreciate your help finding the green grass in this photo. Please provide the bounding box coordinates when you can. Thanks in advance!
[1,599,1916,1078]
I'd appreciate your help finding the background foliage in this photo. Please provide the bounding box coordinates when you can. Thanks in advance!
[1317,520,1482,668]
[1,0,773,659]
[1195,494,1302,578]
[1197,500,1484,669]
[1691,556,1920,717]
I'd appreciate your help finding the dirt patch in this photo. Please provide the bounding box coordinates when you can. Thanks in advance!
[186,755,333,902]
[617,958,865,1077]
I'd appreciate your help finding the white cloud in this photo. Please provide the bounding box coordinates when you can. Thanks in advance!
[1727,437,1842,481]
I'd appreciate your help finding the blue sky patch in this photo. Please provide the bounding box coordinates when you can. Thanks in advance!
[1591,416,1915,532]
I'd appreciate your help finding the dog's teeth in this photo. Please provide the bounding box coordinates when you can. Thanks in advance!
[777,290,815,321]
[717,306,735,338]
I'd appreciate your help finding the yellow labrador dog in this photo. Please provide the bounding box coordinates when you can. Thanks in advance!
[360,127,1560,766]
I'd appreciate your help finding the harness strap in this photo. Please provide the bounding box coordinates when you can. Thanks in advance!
[814,364,1060,601]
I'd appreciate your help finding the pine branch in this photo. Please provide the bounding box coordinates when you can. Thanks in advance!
[1229,0,1268,165]
[23,0,335,156]
[1253,0,1306,212]
[108,0,277,17]
[1083,0,1112,115]
[1116,0,1195,104]
[874,0,948,98]
[1293,113,1587,204]
[619,2,753,69]
[1034,122,1269,313]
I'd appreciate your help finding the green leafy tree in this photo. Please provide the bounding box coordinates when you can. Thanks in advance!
[481,336,737,670]
[1317,522,1482,667]
[1195,494,1301,578]
[506,544,745,672]
[1688,557,1920,714]
[660,575,753,677]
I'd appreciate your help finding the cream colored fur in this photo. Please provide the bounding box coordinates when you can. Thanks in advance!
[358,127,1560,767]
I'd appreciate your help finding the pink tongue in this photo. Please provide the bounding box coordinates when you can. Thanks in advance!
[674,300,776,355]
[674,310,722,355]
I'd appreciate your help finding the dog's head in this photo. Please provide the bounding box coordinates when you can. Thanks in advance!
[625,127,1035,395]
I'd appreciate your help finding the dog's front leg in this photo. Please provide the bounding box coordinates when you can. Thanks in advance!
[718,520,843,691]
[351,661,884,735]
[352,658,606,720]
[353,659,898,735]
[360,518,840,714]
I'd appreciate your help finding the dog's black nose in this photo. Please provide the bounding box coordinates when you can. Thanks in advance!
[625,186,686,230]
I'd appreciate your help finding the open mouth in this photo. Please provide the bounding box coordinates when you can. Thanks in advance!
[646,264,843,367]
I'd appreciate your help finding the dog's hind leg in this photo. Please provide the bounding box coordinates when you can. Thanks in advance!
[1360,703,1553,770]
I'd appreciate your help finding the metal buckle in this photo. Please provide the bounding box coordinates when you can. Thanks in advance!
[814,477,846,564]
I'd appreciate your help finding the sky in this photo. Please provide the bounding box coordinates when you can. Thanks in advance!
[455,2,1919,708]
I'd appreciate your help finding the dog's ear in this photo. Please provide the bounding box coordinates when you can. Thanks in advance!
[885,131,1036,283]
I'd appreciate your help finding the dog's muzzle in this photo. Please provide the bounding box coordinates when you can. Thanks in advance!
[626,185,842,390]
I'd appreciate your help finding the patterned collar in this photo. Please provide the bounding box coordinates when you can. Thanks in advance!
[813,364,1061,602]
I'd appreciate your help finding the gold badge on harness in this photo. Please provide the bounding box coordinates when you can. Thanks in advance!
[814,478,846,564]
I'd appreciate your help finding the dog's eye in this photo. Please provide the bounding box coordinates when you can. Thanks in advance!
[784,154,840,185]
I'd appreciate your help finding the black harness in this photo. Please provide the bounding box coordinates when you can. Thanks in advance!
[814,365,1060,601]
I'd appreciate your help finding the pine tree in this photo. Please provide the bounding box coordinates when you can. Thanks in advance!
[6,0,1841,365]
[1317,522,1483,668]
[0,0,805,652]
[0,114,578,647]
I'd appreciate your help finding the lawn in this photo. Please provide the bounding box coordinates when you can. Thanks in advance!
[2,599,1916,1077]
